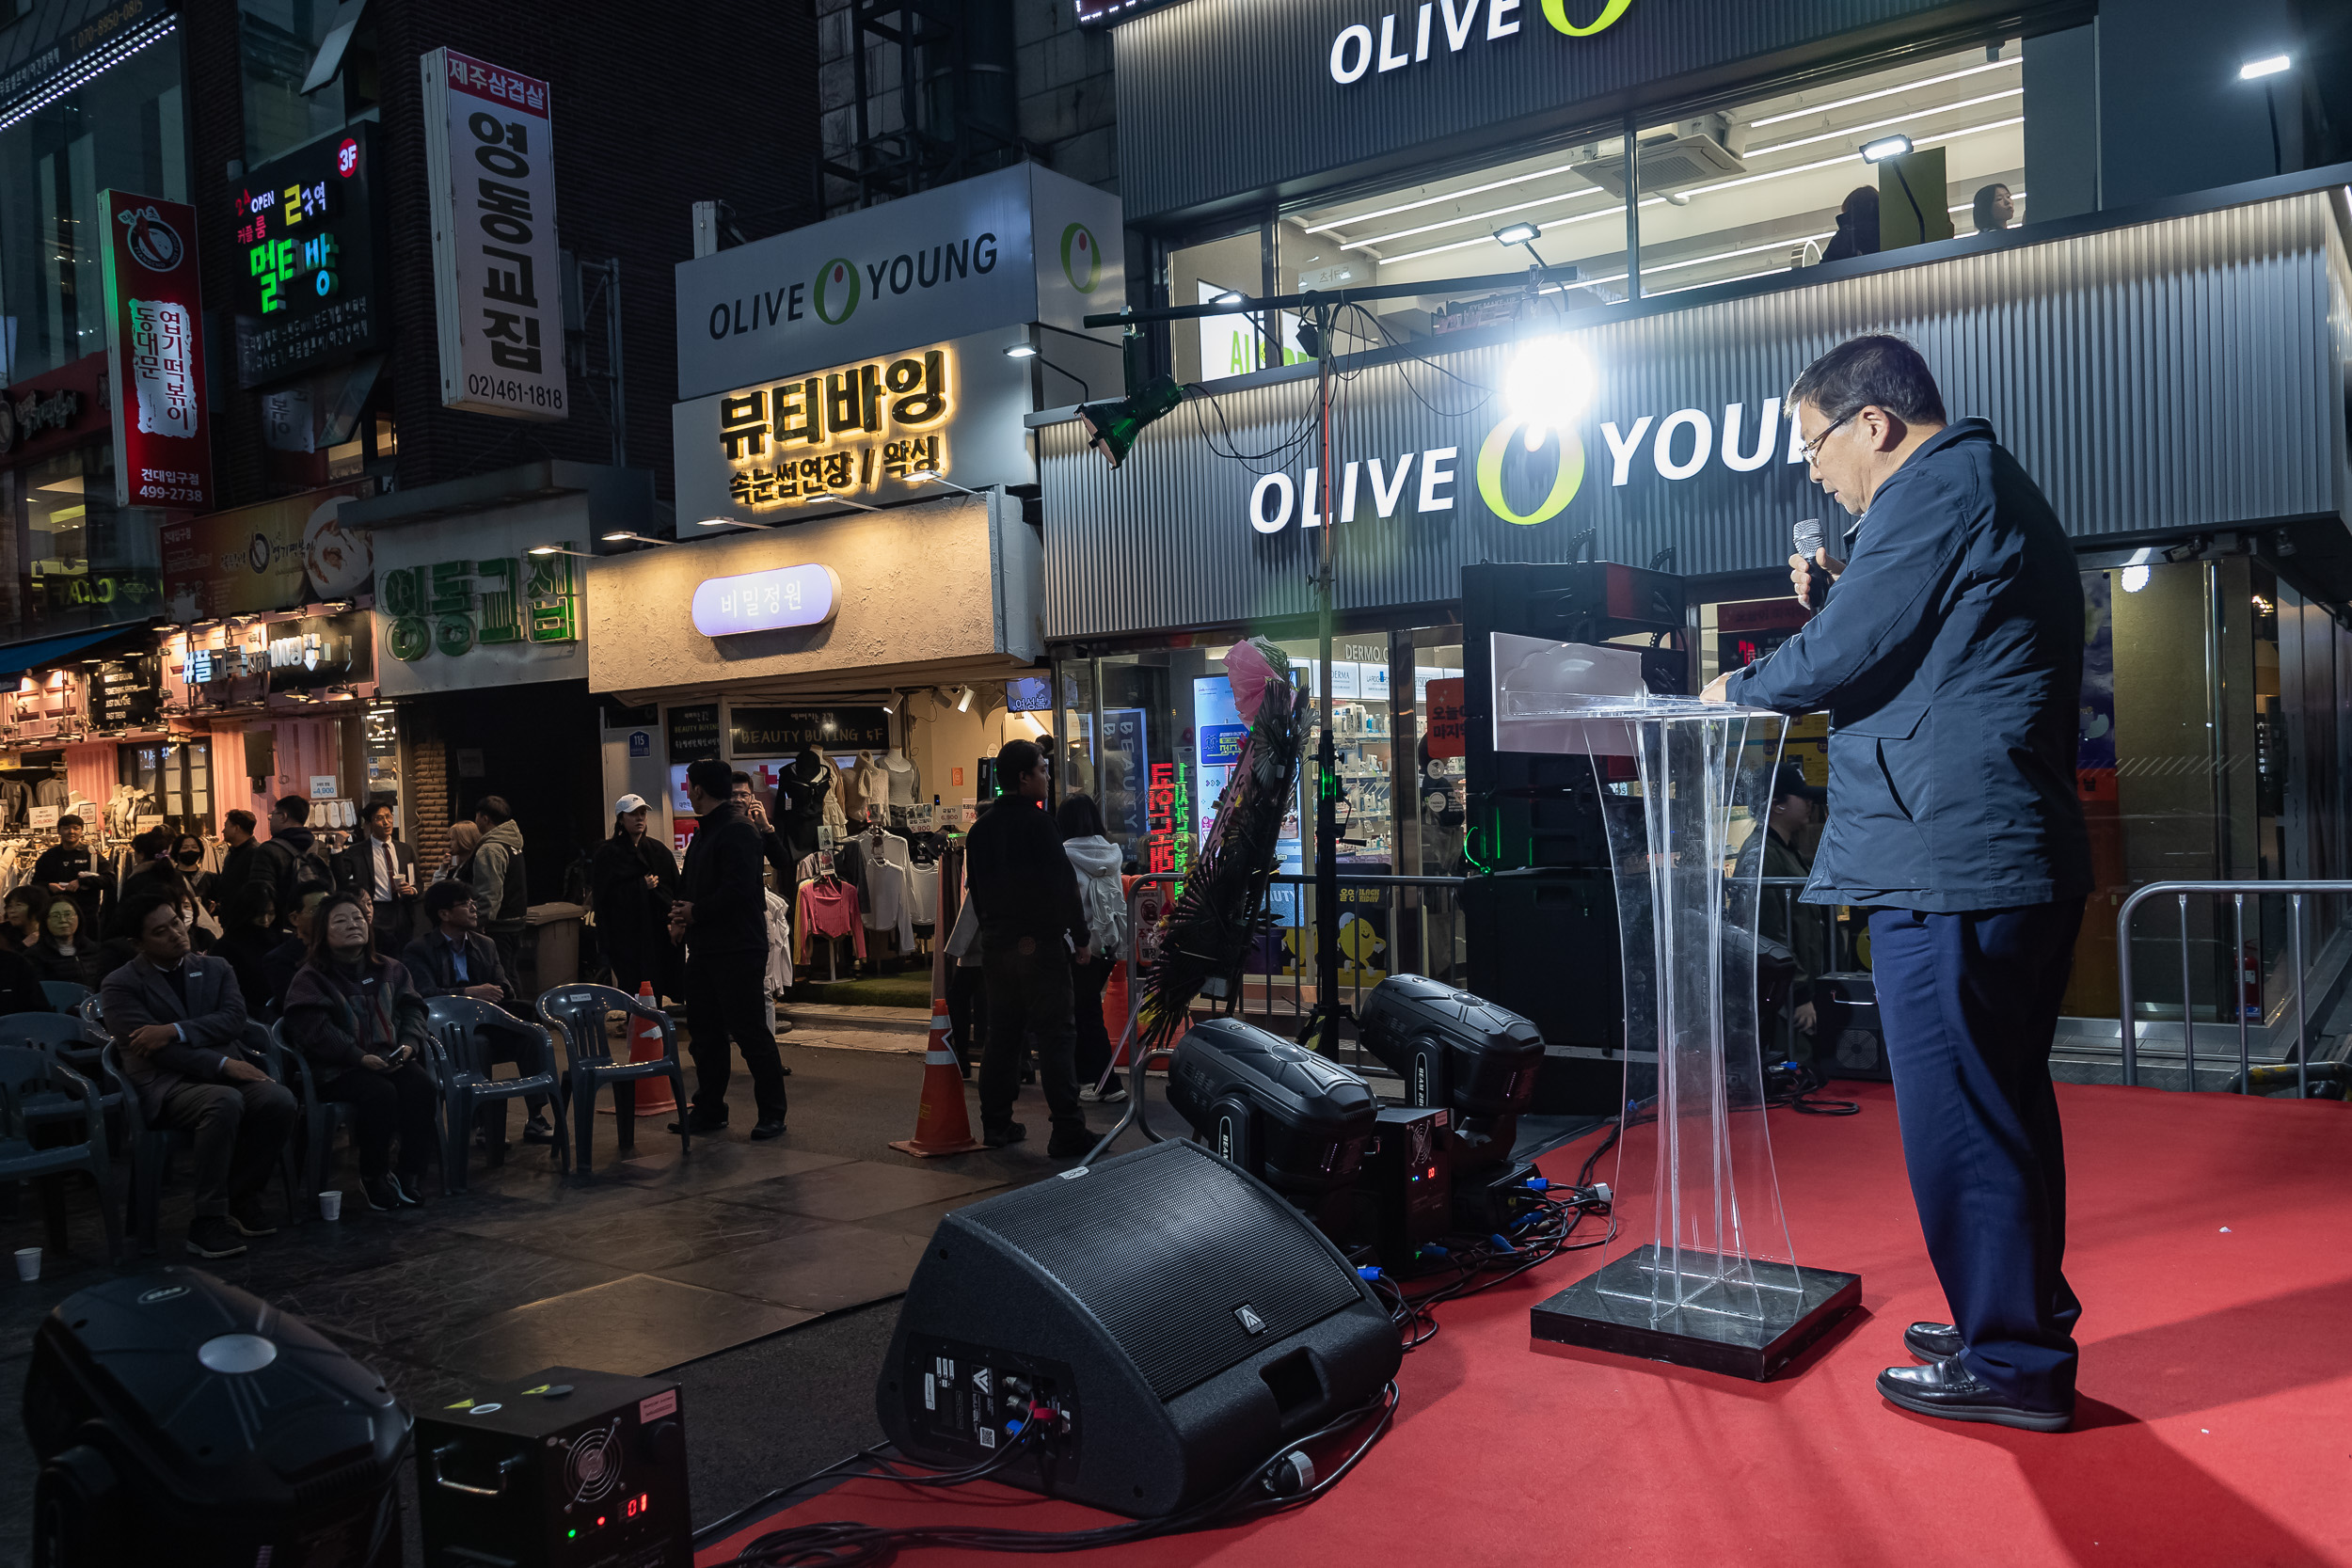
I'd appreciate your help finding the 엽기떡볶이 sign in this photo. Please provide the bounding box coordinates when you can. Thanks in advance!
[421,48,568,421]
[100,190,212,512]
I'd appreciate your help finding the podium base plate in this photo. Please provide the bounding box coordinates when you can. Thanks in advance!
[1531,1244,1861,1381]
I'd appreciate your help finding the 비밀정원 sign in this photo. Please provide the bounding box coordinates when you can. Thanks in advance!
[100,190,212,512]
[421,48,568,421]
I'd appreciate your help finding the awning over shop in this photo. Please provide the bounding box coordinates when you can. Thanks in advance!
[0,624,151,677]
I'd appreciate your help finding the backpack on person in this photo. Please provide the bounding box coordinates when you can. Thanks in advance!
[262,839,335,911]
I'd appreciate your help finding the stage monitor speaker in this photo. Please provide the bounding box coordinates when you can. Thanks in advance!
[1816,972,1892,1081]
[413,1367,691,1568]
[23,1266,411,1568]
[877,1138,1401,1518]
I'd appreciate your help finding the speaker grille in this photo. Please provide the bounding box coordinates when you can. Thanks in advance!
[961,1142,1360,1400]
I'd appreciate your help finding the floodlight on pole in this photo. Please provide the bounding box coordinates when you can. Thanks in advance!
[1502,336,1598,448]
[2238,54,2289,79]
[1860,135,1926,243]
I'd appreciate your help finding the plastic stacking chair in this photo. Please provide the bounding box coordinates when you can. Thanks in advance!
[41,980,91,1014]
[269,1022,357,1216]
[0,1013,123,1125]
[75,992,108,1045]
[534,984,688,1176]
[426,996,569,1189]
[0,1046,119,1263]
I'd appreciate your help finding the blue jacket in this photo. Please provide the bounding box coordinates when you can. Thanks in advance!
[1726,418,2090,912]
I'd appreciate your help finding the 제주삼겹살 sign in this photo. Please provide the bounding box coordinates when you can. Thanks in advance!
[421,47,568,421]
[100,190,213,512]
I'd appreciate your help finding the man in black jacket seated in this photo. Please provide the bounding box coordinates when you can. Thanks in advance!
[962,738,1091,1158]
[101,893,296,1259]
[404,879,551,1144]
[670,758,787,1138]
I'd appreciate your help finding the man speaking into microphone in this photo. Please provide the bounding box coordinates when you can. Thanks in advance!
[1701,334,2090,1433]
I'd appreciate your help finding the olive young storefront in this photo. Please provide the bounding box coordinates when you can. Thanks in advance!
[1040,0,2352,1059]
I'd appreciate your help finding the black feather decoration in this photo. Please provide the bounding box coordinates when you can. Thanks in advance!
[1135,641,1311,1053]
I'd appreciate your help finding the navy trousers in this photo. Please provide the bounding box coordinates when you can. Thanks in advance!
[1867,899,2085,1413]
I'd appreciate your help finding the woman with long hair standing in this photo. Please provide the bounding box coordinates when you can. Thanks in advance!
[279,893,440,1212]
[1057,793,1129,1103]
[437,820,484,886]
[590,793,679,1001]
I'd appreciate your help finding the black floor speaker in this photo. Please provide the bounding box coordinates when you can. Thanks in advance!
[876,1138,1401,1517]
[23,1266,411,1568]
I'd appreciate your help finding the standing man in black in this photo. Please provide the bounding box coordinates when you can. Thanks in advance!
[1704,335,2090,1432]
[210,810,260,915]
[32,815,111,937]
[963,739,1091,1158]
[339,800,418,956]
[669,759,787,1139]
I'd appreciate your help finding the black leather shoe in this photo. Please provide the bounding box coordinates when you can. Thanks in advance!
[749,1118,787,1140]
[670,1112,727,1135]
[1906,1322,1963,1362]
[1046,1133,1094,1160]
[1877,1359,2071,1432]
[982,1122,1026,1148]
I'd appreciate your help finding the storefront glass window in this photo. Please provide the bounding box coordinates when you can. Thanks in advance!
[0,40,187,385]
[1281,133,1633,323]
[238,0,380,167]
[0,443,159,637]
[119,738,213,832]
[1633,40,2026,297]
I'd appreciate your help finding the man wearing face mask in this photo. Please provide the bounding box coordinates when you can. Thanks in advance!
[1701,335,2090,1433]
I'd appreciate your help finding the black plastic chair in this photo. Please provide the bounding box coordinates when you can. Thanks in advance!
[105,1027,296,1251]
[0,1045,119,1263]
[41,980,90,1014]
[269,1021,358,1216]
[425,995,569,1189]
[535,984,688,1176]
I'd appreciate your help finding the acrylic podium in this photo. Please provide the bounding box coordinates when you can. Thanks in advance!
[1488,636,1859,1380]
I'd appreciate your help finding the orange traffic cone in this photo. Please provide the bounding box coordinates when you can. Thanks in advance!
[613,981,676,1117]
[889,1000,983,1157]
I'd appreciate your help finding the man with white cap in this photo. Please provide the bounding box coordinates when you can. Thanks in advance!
[590,791,681,1004]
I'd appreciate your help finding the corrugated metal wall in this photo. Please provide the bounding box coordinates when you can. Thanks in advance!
[1041,193,2349,641]
[1113,0,2002,224]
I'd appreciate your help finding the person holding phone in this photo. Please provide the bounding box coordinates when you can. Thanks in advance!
[281,892,440,1212]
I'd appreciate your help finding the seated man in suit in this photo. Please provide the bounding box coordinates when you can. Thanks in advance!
[405,880,552,1146]
[101,892,297,1259]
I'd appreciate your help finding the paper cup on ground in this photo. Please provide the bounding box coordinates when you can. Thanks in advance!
[14,1246,40,1282]
[319,1190,343,1222]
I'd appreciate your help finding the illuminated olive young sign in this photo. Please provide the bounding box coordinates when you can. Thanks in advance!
[1326,0,1634,86]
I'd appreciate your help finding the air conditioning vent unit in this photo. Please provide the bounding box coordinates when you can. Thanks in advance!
[1571,114,1747,198]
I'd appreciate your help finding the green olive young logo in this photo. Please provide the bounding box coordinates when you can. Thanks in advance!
[1476,420,1586,526]
[1541,0,1635,38]
[1060,224,1103,293]
[813,258,861,325]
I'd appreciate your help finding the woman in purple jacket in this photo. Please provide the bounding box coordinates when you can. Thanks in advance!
[281,892,439,1212]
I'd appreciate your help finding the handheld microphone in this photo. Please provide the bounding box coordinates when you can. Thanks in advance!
[1792,518,1828,610]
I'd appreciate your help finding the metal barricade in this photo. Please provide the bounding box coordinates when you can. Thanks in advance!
[2115,880,2352,1093]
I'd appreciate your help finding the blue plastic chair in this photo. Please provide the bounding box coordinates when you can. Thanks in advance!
[76,992,107,1045]
[0,1013,124,1129]
[266,1022,361,1216]
[426,996,569,1189]
[535,984,689,1176]
[41,980,90,1014]
[1,1045,119,1262]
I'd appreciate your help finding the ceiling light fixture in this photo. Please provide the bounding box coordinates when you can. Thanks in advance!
[1004,341,1040,358]
[1744,53,2018,129]
[1748,87,2021,157]
[955,685,975,712]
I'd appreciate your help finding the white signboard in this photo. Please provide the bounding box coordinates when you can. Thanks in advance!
[672,327,1039,528]
[421,47,569,422]
[675,164,1125,400]
[373,498,592,697]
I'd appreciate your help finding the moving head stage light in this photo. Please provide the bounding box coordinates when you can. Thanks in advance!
[1166,1017,1378,1200]
[24,1267,411,1568]
[1358,975,1549,1230]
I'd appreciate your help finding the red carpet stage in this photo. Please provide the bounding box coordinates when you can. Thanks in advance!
[700,1083,2352,1568]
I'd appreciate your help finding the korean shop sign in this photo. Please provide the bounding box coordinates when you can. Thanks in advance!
[99,190,213,511]
[379,551,580,662]
[692,562,842,638]
[231,123,386,388]
[672,328,1037,527]
[674,162,1124,400]
[421,48,569,421]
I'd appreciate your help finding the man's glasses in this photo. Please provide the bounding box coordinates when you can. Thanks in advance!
[1798,412,1853,466]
